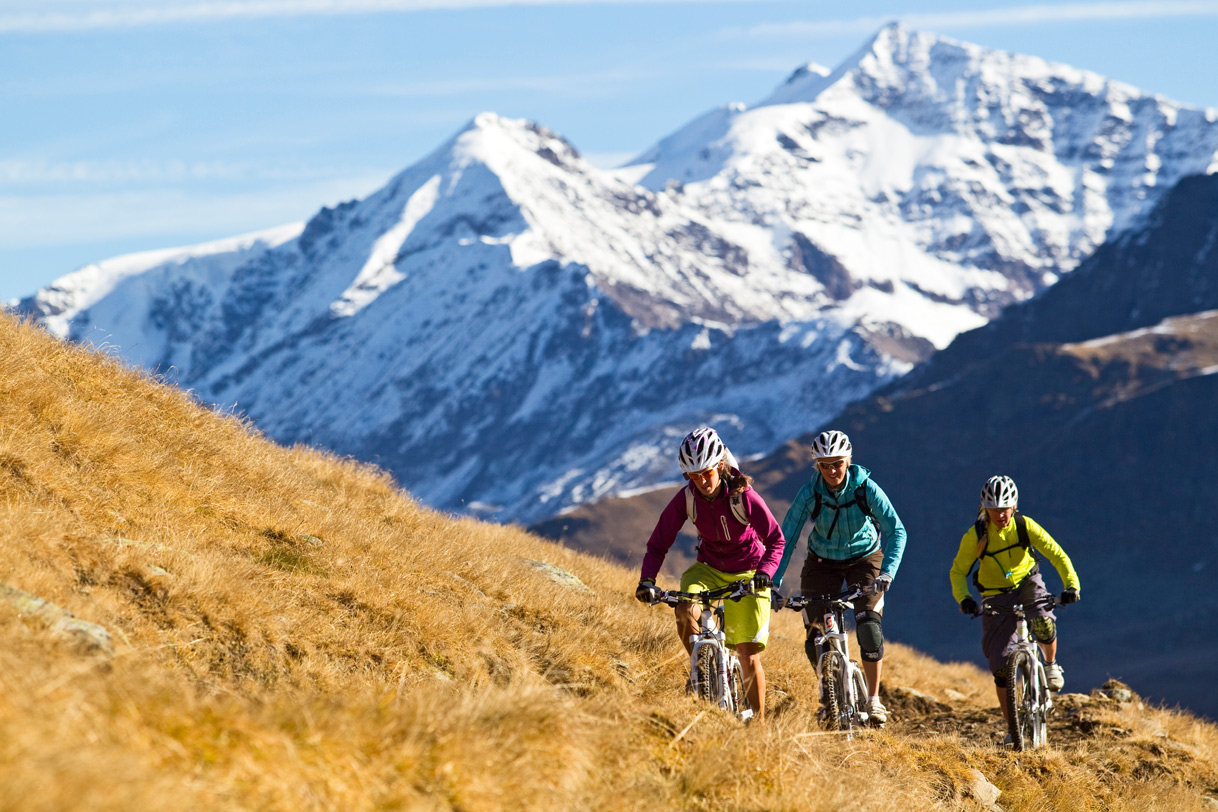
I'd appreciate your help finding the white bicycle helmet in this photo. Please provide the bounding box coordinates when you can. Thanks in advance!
[981,475,1019,508]
[678,427,727,474]
[810,430,852,460]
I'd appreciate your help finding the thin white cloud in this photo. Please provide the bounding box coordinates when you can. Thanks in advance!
[0,158,376,185]
[733,2,1218,40]
[0,173,388,248]
[366,67,652,99]
[0,0,782,33]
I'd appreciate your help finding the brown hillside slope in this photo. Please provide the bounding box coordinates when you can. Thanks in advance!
[2,311,1217,811]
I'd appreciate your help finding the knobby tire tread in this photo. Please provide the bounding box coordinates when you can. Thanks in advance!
[1005,649,1034,751]
[820,651,845,731]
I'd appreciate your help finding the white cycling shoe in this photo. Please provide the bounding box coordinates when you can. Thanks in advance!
[866,697,889,726]
[1044,662,1065,692]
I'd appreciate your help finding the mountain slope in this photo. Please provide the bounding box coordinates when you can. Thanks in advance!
[5,312,1218,811]
[16,24,1218,524]
[892,172,1218,393]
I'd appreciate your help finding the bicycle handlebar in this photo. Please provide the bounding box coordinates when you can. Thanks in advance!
[780,582,877,612]
[650,579,755,608]
[970,594,1060,618]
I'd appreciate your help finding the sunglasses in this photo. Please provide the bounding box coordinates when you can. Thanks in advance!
[816,459,848,471]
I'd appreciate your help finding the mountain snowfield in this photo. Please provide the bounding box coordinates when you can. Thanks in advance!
[15,23,1218,522]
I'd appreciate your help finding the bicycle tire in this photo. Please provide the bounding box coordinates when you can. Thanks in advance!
[696,645,717,704]
[1005,649,1035,751]
[819,651,845,731]
[729,657,751,718]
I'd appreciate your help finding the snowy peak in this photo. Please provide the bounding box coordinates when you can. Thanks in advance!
[632,23,1218,334]
[457,112,587,173]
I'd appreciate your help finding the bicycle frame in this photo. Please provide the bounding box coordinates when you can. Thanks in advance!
[784,584,874,735]
[652,581,754,722]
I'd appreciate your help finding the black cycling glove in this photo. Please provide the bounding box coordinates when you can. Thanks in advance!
[635,579,660,604]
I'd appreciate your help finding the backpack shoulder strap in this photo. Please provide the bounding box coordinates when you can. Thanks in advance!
[685,481,751,528]
[809,490,823,522]
[854,482,880,534]
[972,518,988,561]
[1014,512,1036,556]
[854,483,875,522]
[730,488,751,527]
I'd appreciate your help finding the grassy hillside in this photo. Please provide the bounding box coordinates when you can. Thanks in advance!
[3,311,1218,812]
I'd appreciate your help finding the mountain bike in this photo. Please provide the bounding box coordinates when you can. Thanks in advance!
[651,580,755,722]
[973,595,1060,751]
[783,583,877,735]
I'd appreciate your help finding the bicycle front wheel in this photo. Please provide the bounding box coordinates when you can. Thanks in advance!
[1005,650,1036,751]
[819,651,845,731]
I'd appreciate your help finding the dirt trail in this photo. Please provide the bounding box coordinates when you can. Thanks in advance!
[882,679,1161,750]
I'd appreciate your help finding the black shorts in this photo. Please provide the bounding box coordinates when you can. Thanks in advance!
[799,547,884,622]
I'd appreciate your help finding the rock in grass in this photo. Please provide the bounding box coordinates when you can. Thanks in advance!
[0,582,114,656]
[519,559,593,594]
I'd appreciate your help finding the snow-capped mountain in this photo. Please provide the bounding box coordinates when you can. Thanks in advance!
[15,24,1218,523]
[625,24,1218,320]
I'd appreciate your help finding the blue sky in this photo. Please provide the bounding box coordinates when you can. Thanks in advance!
[4,0,1218,300]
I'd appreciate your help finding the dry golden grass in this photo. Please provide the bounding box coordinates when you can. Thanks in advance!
[3,310,1217,811]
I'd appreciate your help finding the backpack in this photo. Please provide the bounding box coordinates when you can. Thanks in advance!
[685,482,751,528]
[969,512,1039,592]
[808,482,876,539]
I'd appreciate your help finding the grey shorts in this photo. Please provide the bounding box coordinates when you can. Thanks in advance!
[980,571,1056,674]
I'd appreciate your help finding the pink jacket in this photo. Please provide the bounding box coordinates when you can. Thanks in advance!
[640,484,785,583]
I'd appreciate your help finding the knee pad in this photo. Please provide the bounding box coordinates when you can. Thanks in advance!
[1031,615,1057,644]
[993,672,1007,688]
[855,610,884,662]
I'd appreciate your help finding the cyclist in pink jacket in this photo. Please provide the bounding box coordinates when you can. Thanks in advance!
[634,427,785,720]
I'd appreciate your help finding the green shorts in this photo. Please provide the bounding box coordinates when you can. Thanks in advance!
[679,561,771,650]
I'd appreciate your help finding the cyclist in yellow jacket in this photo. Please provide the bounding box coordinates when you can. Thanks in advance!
[949,475,1080,723]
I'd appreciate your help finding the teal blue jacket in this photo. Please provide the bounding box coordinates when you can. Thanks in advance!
[773,464,907,589]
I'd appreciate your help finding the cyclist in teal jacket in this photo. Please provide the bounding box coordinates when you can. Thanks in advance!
[772,430,907,725]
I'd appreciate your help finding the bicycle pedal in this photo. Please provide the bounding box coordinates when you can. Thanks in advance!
[738,709,754,722]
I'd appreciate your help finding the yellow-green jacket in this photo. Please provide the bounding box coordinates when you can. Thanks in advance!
[949,513,1080,602]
